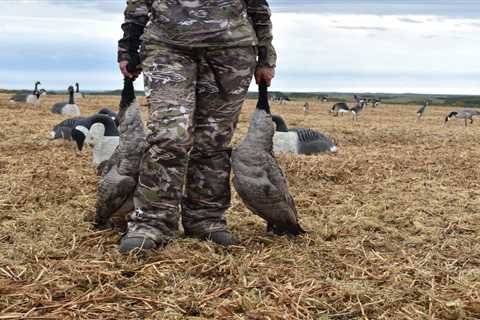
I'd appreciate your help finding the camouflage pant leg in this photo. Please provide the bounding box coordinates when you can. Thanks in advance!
[182,47,257,237]
[128,44,198,244]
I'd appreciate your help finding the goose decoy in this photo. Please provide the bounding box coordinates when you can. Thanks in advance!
[49,117,85,140]
[70,114,119,150]
[330,102,350,116]
[271,115,337,155]
[231,82,306,236]
[416,99,430,120]
[444,109,480,127]
[303,102,310,113]
[51,86,80,116]
[94,77,146,230]
[350,97,367,121]
[9,81,44,105]
[74,82,84,99]
[97,107,119,125]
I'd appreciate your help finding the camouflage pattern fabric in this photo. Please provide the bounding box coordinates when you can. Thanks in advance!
[127,44,257,244]
[118,0,276,67]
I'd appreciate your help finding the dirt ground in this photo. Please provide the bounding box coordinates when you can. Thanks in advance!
[0,92,479,319]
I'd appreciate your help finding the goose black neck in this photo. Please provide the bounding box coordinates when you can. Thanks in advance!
[75,83,79,93]
[256,82,270,114]
[68,89,74,104]
[120,78,136,109]
[271,115,289,132]
[34,82,39,93]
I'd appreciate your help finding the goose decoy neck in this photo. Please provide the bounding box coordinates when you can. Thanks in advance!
[256,82,271,114]
[68,86,75,104]
[271,115,289,132]
[75,83,79,92]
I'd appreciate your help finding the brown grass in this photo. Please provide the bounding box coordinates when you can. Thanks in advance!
[0,93,480,319]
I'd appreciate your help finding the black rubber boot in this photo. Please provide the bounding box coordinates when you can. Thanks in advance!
[201,231,238,246]
[119,235,157,253]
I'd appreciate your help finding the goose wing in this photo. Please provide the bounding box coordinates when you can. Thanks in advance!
[291,128,336,154]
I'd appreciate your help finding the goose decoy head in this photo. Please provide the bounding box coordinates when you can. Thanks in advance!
[72,126,89,151]
[67,86,75,94]
[445,112,457,124]
[271,115,289,132]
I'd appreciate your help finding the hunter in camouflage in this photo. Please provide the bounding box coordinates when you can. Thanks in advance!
[117,0,277,252]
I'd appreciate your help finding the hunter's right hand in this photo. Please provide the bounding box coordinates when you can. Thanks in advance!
[119,60,141,79]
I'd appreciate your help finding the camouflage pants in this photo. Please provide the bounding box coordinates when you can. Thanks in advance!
[128,44,256,244]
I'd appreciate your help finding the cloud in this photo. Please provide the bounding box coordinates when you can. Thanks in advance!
[1,1,480,94]
[334,26,389,31]
[398,17,424,24]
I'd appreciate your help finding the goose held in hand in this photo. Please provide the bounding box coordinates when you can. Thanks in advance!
[231,83,306,236]
[95,77,146,230]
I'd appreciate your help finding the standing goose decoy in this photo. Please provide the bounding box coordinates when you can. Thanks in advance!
[94,77,146,230]
[74,82,84,99]
[51,86,81,116]
[330,102,350,116]
[303,102,310,113]
[350,97,367,121]
[231,82,306,236]
[271,115,337,155]
[444,109,480,127]
[416,99,430,120]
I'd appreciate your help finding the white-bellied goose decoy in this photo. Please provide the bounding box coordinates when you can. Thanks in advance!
[271,115,337,155]
[231,82,306,236]
[94,77,146,230]
[416,99,430,120]
[10,81,44,105]
[330,102,350,116]
[51,86,80,116]
[444,109,480,127]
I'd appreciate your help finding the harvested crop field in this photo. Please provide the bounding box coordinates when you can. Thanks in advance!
[1,93,480,319]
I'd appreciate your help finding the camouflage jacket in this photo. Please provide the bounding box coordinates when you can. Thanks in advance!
[118,0,277,67]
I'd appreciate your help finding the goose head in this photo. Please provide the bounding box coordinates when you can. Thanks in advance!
[445,112,457,125]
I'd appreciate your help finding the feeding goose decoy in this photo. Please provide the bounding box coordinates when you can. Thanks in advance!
[71,114,119,166]
[49,117,85,140]
[444,109,480,127]
[231,82,306,236]
[51,86,81,116]
[94,76,146,230]
[271,115,337,155]
[330,102,350,116]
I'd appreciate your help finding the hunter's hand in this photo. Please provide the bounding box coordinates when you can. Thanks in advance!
[119,60,141,79]
[255,67,275,86]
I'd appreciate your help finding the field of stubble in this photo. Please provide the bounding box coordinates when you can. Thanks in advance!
[0,92,480,319]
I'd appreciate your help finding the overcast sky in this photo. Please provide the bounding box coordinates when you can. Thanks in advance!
[1,0,479,94]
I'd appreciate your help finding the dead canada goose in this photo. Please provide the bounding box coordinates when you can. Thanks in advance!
[94,77,146,230]
[231,82,306,236]
[444,109,480,127]
[271,115,337,155]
